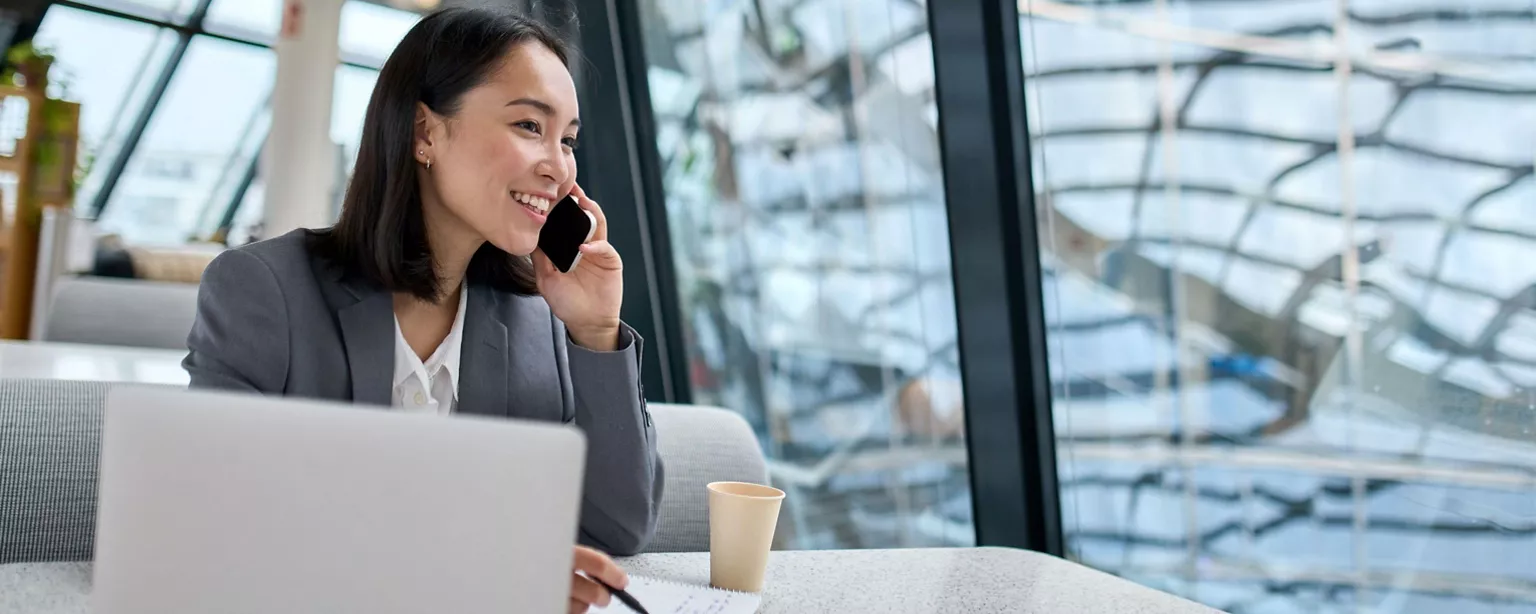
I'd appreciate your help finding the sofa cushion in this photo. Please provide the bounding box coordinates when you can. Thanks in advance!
[42,277,198,350]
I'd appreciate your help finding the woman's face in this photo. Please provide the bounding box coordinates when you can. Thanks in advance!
[416,41,579,257]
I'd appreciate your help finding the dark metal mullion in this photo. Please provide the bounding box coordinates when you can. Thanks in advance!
[608,0,691,405]
[5,2,48,52]
[87,0,216,218]
[928,0,1062,553]
[561,0,692,404]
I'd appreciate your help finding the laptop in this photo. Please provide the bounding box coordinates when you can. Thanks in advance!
[93,386,587,614]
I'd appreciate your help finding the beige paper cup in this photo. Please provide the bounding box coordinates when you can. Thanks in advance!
[707,481,784,592]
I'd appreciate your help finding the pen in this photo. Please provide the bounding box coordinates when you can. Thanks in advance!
[593,577,650,614]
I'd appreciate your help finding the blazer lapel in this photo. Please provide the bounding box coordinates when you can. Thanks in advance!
[337,289,395,407]
[499,293,564,421]
[309,250,396,408]
[457,284,509,418]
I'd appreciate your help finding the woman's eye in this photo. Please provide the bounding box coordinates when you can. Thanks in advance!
[561,136,580,150]
[514,120,541,134]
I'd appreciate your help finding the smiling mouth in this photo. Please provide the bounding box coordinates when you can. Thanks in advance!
[512,191,552,216]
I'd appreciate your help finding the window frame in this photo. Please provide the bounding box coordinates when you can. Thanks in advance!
[924,0,1062,553]
[47,0,399,241]
[561,0,1063,551]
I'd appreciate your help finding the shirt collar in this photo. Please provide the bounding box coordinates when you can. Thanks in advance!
[433,283,469,400]
[391,283,470,401]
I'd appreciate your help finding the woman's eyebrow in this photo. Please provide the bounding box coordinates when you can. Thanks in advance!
[507,98,580,127]
[506,98,554,114]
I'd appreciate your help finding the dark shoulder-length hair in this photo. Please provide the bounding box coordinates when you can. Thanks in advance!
[312,7,570,302]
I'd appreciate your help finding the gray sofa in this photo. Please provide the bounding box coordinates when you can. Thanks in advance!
[39,278,200,350]
[0,378,767,563]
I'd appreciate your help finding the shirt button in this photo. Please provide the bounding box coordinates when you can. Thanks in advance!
[414,391,426,405]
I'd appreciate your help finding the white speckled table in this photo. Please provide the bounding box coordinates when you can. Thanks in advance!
[0,548,1220,613]
[619,548,1220,613]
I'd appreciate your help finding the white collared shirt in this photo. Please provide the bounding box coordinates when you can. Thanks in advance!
[391,284,468,415]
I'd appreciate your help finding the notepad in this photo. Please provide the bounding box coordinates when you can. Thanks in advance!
[591,575,762,614]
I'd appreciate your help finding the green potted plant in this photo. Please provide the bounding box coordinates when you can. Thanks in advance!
[2,41,55,90]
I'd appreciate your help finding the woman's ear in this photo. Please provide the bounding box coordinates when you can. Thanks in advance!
[414,102,436,165]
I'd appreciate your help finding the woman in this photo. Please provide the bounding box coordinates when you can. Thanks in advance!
[182,7,657,612]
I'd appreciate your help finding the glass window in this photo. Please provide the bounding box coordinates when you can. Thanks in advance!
[330,64,378,169]
[31,5,176,215]
[97,37,275,246]
[203,0,281,41]
[1027,1,1536,612]
[191,101,268,238]
[226,175,264,246]
[205,0,418,62]
[222,63,377,243]
[52,0,416,243]
[639,0,973,549]
[338,1,420,66]
[73,0,201,23]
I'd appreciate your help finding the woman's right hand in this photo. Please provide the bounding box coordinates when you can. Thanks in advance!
[570,545,629,613]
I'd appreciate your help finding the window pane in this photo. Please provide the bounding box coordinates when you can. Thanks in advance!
[98,37,275,246]
[203,0,280,41]
[1029,1,1536,612]
[205,0,419,65]
[222,63,377,243]
[32,5,176,215]
[338,1,420,66]
[73,0,201,22]
[191,106,268,238]
[331,64,377,170]
[639,0,972,549]
[226,176,264,246]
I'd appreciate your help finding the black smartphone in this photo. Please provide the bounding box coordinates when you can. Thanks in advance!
[537,194,597,273]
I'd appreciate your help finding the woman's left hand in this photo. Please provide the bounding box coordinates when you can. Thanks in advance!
[535,184,624,351]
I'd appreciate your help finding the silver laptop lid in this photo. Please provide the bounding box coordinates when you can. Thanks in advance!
[94,386,585,614]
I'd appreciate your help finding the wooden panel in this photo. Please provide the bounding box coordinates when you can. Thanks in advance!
[0,87,75,339]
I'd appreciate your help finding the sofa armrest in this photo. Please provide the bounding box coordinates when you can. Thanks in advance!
[647,404,768,553]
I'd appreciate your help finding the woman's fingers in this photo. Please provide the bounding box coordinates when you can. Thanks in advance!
[570,184,608,242]
[577,241,622,271]
[572,545,629,590]
[570,573,611,609]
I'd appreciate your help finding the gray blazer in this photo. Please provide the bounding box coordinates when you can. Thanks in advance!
[182,229,663,555]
